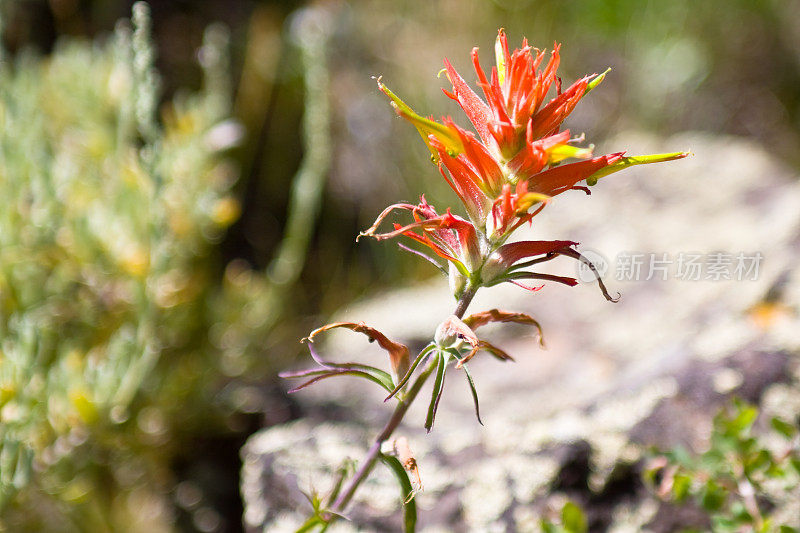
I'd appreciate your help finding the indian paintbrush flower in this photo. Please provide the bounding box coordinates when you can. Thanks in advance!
[377,29,687,245]
[282,29,689,529]
[370,30,687,299]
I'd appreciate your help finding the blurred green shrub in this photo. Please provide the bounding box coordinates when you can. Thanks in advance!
[646,399,800,532]
[0,3,302,529]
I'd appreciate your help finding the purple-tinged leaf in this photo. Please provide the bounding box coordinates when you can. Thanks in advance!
[287,369,394,394]
[307,342,335,368]
[398,243,447,276]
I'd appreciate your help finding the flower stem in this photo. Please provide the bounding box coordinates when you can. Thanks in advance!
[329,357,436,514]
[453,284,476,319]
[327,284,478,518]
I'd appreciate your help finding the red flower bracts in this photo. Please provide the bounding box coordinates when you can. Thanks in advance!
[368,29,687,299]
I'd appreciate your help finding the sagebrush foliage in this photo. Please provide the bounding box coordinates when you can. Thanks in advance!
[0,4,277,528]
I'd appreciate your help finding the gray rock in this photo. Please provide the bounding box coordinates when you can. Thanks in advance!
[242,132,800,532]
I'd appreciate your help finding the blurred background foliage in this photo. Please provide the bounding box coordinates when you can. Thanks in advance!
[0,0,797,531]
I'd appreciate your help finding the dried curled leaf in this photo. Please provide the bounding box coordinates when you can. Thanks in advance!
[304,322,410,385]
[556,248,620,302]
[392,437,423,493]
[462,308,545,347]
[455,340,514,369]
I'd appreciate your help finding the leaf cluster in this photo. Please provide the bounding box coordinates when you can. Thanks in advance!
[645,399,800,532]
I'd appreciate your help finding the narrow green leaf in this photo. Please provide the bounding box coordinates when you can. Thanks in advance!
[711,516,737,531]
[288,342,396,388]
[745,449,771,476]
[384,344,436,401]
[280,368,337,379]
[449,256,471,281]
[672,473,691,502]
[376,79,463,161]
[397,243,448,276]
[770,417,797,439]
[424,352,447,433]
[334,364,394,389]
[561,501,588,533]
[540,520,559,533]
[586,151,689,186]
[700,479,726,511]
[789,457,800,476]
[730,401,758,433]
[461,364,483,426]
[442,347,461,359]
[584,67,610,95]
[380,454,418,533]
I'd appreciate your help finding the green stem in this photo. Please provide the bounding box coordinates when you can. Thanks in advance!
[327,285,478,518]
[266,16,332,290]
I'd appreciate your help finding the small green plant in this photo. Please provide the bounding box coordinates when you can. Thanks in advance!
[646,399,800,532]
[541,500,589,533]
